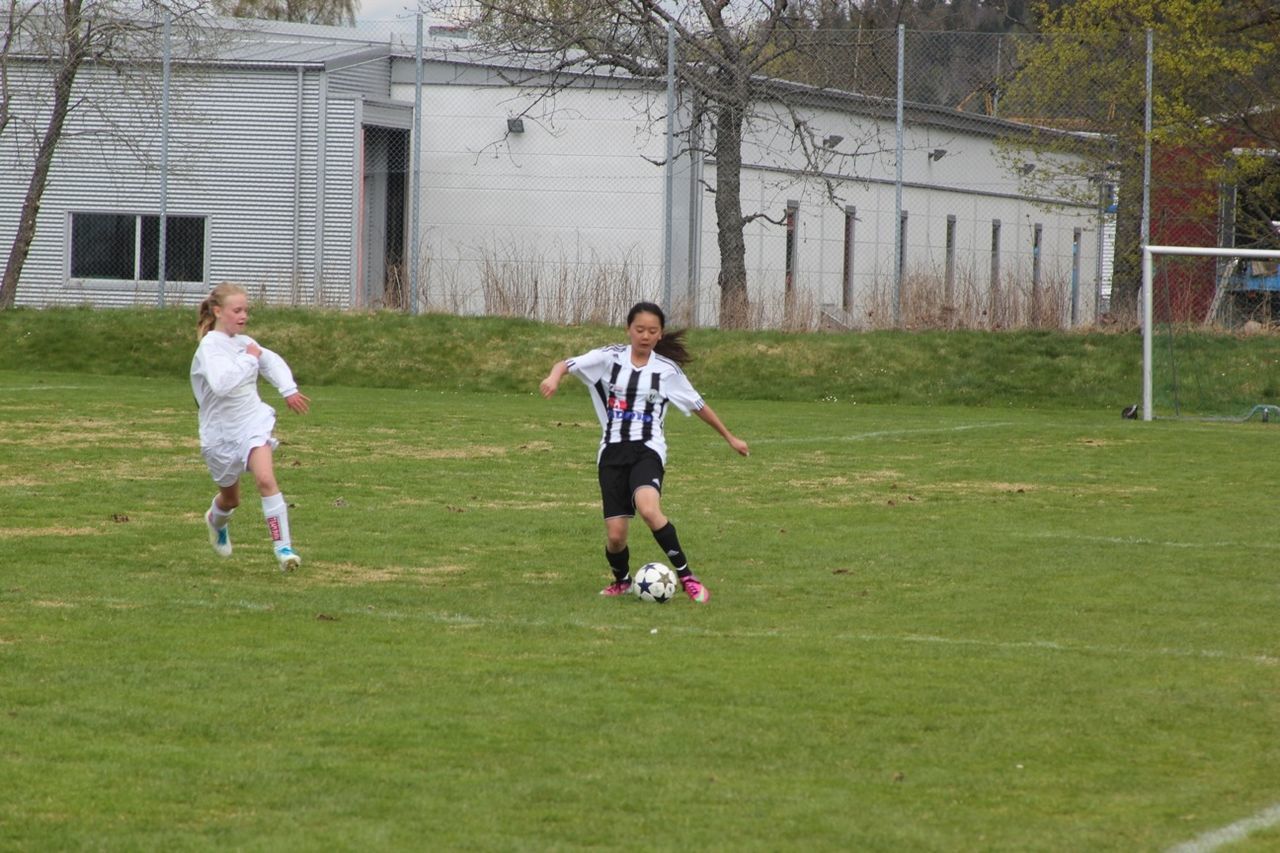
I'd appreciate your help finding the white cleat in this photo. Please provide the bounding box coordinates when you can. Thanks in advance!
[275,546,301,573]
[206,511,232,558]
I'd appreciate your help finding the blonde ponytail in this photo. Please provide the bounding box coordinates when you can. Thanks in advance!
[196,283,247,340]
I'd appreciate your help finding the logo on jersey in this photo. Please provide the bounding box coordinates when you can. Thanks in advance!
[609,384,662,404]
[607,394,653,423]
[607,408,654,424]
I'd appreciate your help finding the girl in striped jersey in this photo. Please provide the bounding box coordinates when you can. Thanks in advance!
[191,283,310,572]
[540,302,749,602]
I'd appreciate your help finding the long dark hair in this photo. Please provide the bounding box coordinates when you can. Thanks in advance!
[627,301,690,366]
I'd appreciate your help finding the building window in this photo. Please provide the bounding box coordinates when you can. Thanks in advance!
[70,212,206,283]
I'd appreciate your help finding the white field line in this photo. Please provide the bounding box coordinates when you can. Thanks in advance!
[883,632,1279,667]
[0,385,96,392]
[63,594,1273,668]
[1016,531,1280,551]
[1167,803,1280,853]
[746,421,1015,445]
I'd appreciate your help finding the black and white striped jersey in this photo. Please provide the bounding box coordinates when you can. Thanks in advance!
[566,344,704,464]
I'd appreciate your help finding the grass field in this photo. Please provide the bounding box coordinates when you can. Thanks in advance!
[2,354,1278,850]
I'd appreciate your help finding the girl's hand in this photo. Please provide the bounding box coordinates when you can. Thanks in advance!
[245,342,262,358]
[539,376,559,398]
[728,436,750,457]
[284,392,310,414]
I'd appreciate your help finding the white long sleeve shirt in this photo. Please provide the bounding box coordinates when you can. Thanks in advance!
[190,330,298,448]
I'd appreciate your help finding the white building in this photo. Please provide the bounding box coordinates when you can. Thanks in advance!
[0,18,1106,327]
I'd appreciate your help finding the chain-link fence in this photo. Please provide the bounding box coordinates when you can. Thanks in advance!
[357,21,1120,329]
[3,13,1270,329]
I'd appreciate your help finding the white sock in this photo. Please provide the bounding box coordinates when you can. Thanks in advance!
[209,496,234,529]
[261,492,292,552]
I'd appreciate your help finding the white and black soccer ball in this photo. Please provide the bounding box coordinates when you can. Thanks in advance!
[633,562,678,603]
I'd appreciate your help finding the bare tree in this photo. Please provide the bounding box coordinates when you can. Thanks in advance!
[434,0,889,328]
[2,0,38,140]
[213,0,357,28]
[0,0,210,309]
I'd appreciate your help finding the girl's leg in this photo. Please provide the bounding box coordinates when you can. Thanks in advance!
[205,480,240,557]
[247,444,300,570]
[633,486,707,603]
[601,516,632,594]
[210,480,240,525]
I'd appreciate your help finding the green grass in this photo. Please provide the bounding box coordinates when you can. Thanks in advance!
[11,303,1280,419]
[2,353,1279,849]
[0,306,1155,408]
[1153,325,1280,417]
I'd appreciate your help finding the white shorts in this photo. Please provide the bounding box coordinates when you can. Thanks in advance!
[202,433,279,487]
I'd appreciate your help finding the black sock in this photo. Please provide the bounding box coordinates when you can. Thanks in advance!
[606,546,630,581]
[652,522,690,575]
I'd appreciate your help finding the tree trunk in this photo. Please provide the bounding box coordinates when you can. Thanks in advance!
[0,10,83,310]
[1109,173,1144,324]
[712,100,749,329]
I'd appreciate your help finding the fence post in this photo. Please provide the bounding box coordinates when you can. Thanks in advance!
[944,214,956,324]
[314,75,328,305]
[411,13,424,315]
[1071,227,1082,326]
[1140,29,1153,330]
[292,67,303,304]
[1096,180,1109,320]
[784,199,799,323]
[685,89,703,327]
[157,10,170,307]
[893,24,905,328]
[1032,222,1043,325]
[662,24,676,311]
[990,218,1002,328]
[843,205,856,314]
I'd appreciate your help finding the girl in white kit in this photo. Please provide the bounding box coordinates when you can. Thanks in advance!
[190,283,310,571]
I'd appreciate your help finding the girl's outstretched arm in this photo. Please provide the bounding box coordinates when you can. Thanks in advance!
[540,360,570,398]
[696,404,750,456]
[284,392,311,414]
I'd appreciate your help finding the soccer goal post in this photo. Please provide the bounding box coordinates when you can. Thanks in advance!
[1142,244,1280,421]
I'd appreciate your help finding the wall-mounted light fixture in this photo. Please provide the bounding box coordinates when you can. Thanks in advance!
[1019,162,1036,175]
[928,148,948,162]
[822,134,843,149]
[507,118,525,134]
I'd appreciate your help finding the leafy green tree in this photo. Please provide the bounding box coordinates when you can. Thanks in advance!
[999,0,1278,319]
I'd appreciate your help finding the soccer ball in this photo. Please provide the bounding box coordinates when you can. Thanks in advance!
[633,562,678,603]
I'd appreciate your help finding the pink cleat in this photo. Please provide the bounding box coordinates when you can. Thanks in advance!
[599,578,632,596]
[681,575,710,604]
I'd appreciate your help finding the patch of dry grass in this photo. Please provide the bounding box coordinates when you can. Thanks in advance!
[297,560,469,587]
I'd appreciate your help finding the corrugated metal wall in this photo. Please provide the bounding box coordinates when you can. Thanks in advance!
[0,58,371,309]
[329,56,392,98]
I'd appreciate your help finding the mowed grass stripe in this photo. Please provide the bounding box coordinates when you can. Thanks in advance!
[11,586,1280,669]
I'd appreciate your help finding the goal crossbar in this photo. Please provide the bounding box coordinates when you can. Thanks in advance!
[1142,245,1280,420]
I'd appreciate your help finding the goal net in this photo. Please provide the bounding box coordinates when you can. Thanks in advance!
[1142,245,1280,421]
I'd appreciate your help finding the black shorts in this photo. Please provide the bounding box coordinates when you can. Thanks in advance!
[598,442,665,519]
